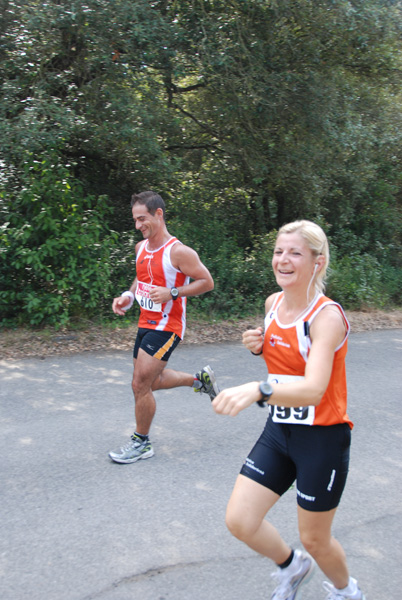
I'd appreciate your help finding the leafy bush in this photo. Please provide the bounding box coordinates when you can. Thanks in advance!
[379,263,402,306]
[0,154,118,327]
[168,192,279,318]
[191,233,278,319]
[326,253,387,309]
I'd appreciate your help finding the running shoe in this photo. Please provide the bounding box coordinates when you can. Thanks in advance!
[322,578,366,600]
[193,365,220,401]
[271,550,315,600]
[108,434,154,464]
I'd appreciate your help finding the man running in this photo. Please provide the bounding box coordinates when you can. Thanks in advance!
[109,191,219,464]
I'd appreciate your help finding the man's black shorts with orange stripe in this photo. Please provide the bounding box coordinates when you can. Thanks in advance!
[133,328,181,361]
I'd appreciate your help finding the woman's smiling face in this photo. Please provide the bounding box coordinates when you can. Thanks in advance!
[272,231,317,290]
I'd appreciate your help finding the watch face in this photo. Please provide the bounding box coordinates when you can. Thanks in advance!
[171,287,179,299]
[259,382,273,399]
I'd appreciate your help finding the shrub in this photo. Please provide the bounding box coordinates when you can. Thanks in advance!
[0,154,118,327]
[326,253,387,309]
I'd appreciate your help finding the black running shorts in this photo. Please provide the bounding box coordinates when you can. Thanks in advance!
[240,415,351,512]
[133,328,181,361]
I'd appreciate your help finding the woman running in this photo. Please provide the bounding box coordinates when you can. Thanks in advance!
[212,220,365,600]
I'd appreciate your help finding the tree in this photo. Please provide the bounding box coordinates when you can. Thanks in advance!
[0,152,118,326]
[1,0,401,325]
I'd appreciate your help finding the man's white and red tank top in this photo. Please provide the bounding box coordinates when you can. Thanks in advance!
[135,237,189,339]
[263,292,353,428]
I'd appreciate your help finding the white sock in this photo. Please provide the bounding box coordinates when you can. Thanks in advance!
[286,550,302,575]
[340,577,358,596]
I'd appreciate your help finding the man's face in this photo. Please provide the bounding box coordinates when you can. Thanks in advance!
[132,204,162,239]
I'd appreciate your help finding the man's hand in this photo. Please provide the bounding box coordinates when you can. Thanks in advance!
[148,286,176,304]
[112,295,131,316]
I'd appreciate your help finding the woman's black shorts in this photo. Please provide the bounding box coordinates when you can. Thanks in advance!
[240,415,351,512]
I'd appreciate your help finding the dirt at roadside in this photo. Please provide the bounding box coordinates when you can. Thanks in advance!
[1,309,401,361]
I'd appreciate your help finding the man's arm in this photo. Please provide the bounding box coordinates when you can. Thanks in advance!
[112,242,141,316]
[112,277,137,315]
[148,243,214,304]
[171,243,214,296]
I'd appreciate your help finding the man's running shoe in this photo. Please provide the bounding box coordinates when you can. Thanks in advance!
[271,549,315,600]
[322,578,366,600]
[108,434,154,464]
[193,365,220,401]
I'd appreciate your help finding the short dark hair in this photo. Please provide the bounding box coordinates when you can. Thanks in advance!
[130,191,166,220]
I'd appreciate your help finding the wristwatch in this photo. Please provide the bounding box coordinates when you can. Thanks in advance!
[257,381,273,407]
[170,287,179,300]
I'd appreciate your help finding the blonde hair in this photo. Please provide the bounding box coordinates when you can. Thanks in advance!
[277,220,329,293]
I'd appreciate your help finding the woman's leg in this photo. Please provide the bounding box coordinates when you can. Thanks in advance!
[297,505,349,589]
[225,474,292,565]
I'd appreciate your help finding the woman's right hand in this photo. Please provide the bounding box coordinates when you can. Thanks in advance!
[242,327,264,355]
[212,381,261,416]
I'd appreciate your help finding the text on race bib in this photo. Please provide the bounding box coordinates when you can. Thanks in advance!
[135,281,162,312]
[268,374,315,425]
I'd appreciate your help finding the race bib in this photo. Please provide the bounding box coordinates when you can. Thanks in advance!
[268,374,315,425]
[135,281,162,312]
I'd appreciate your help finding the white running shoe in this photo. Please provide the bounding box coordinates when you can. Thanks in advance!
[193,365,220,401]
[271,549,315,600]
[323,578,366,600]
[108,434,154,464]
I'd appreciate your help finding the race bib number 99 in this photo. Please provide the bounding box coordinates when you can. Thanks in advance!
[268,374,315,425]
[135,281,162,312]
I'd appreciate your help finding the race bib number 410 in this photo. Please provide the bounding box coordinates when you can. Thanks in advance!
[268,374,315,425]
[135,281,162,312]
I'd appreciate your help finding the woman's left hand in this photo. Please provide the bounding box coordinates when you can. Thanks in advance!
[212,382,261,416]
[242,327,264,354]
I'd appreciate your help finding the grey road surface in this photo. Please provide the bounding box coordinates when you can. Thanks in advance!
[1,329,401,600]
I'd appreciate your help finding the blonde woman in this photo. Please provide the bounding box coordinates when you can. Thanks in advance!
[213,221,365,600]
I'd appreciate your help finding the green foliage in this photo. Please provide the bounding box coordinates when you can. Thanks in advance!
[164,190,279,317]
[326,253,387,309]
[0,153,118,326]
[0,0,401,326]
[162,0,402,232]
[0,0,182,215]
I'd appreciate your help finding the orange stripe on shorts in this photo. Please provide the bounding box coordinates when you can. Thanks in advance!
[154,333,177,360]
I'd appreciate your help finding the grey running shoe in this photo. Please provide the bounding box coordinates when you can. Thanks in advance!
[322,579,366,600]
[108,434,154,464]
[271,550,315,600]
[193,365,220,401]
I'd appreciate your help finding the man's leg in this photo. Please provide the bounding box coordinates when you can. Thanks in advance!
[108,348,163,463]
[109,327,219,462]
[151,366,195,392]
[131,349,194,435]
[109,330,195,463]
[108,351,158,463]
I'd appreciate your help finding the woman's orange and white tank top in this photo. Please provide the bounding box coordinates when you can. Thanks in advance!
[263,292,353,428]
[135,237,189,339]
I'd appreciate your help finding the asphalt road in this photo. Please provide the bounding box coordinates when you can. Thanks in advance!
[1,329,401,600]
